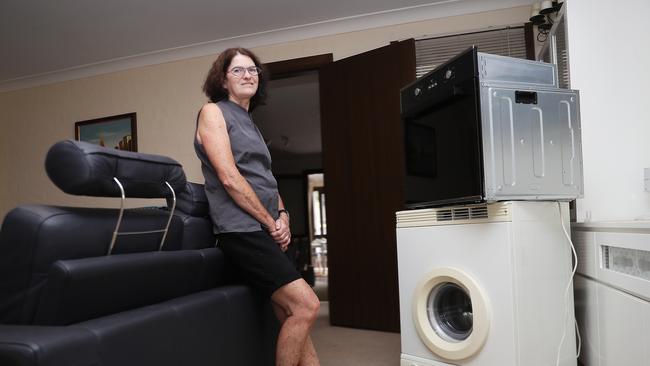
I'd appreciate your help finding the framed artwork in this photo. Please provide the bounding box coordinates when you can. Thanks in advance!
[75,112,138,152]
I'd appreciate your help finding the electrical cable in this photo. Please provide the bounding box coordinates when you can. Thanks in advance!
[555,201,582,366]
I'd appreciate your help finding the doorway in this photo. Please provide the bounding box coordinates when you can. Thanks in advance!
[253,54,333,301]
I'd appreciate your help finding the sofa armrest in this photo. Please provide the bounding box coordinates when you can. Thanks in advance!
[0,325,99,366]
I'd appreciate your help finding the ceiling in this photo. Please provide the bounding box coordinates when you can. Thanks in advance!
[0,0,531,89]
[0,0,531,155]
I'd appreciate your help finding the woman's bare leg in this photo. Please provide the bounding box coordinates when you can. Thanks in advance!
[271,279,320,366]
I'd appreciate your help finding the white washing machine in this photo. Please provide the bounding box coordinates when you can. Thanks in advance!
[396,201,576,366]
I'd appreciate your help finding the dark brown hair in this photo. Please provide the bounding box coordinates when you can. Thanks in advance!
[202,47,267,111]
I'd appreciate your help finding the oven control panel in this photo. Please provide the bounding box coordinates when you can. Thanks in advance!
[400,46,478,118]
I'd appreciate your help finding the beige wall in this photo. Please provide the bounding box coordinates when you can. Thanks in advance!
[0,6,529,220]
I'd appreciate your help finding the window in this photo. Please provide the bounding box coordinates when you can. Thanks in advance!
[415,26,528,78]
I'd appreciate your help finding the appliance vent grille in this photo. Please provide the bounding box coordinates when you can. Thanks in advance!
[602,245,650,282]
[453,208,470,220]
[436,210,452,221]
[470,206,488,219]
[396,202,511,227]
[435,205,489,222]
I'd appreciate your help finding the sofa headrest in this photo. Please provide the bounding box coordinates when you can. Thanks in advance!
[45,140,186,198]
[168,182,209,217]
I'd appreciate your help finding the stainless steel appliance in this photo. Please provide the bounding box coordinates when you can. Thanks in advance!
[401,46,583,208]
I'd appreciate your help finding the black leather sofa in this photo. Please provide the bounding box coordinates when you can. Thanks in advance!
[0,140,278,366]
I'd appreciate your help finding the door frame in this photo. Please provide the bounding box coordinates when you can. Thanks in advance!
[264,54,333,80]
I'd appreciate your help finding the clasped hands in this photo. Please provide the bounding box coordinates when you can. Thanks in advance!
[265,215,291,251]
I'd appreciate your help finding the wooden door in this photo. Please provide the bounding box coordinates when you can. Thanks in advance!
[319,40,415,332]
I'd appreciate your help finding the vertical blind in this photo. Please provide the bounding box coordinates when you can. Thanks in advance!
[415,26,527,78]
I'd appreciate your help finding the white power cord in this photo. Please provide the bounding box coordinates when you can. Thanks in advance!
[555,202,582,366]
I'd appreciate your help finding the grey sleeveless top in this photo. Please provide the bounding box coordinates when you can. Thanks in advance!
[195,100,279,234]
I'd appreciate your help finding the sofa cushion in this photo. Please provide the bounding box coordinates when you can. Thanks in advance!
[0,325,99,366]
[75,304,184,366]
[45,140,186,198]
[165,286,278,366]
[167,182,210,217]
[173,211,216,249]
[196,248,227,289]
[33,251,206,326]
[73,286,277,366]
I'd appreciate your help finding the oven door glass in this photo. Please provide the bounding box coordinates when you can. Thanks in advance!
[404,81,484,207]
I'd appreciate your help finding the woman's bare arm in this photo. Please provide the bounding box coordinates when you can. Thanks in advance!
[197,103,277,232]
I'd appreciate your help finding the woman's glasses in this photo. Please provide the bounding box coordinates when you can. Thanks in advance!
[228,66,261,78]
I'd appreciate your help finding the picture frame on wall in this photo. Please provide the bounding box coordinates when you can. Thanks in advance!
[74,112,138,152]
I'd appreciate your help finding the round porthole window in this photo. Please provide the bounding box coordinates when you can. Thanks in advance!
[428,282,473,342]
[412,268,489,361]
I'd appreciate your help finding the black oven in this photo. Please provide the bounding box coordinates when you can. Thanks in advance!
[400,47,484,208]
[401,47,584,208]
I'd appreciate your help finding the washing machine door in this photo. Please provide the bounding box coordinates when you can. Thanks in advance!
[412,267,489,361]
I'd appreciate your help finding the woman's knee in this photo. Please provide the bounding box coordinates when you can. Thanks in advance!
[272,280,320,320]
[295,289,320,322]
[304,294,320,319]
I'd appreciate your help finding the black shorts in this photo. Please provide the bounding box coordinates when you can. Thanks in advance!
[217,231,301,297]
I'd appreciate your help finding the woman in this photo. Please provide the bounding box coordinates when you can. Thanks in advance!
[195,47,320,366]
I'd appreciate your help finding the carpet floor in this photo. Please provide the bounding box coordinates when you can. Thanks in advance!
[311,301,401,366]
